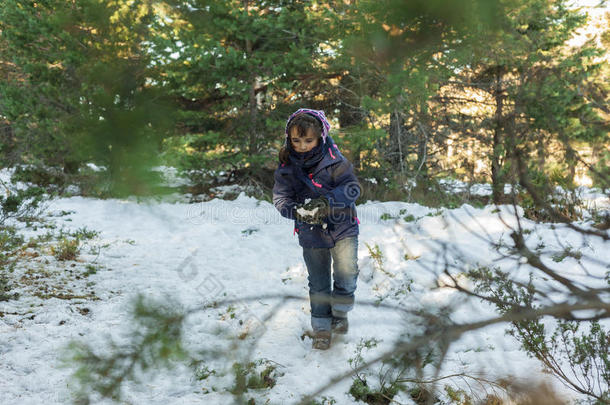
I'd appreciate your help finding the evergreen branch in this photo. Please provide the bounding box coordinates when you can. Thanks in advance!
[299,300,610,404]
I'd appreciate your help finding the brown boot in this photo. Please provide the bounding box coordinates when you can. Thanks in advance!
[312,330,331,350]
[331,316,348,334]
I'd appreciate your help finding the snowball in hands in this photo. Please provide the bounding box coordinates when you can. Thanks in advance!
[295,197,329,225]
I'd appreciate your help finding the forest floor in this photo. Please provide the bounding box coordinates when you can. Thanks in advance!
[0,169,608,405]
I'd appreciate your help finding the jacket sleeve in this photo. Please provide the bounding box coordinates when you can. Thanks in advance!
[273,168,297,220]
[325,159,360,209]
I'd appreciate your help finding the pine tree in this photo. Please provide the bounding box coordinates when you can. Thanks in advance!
[0,0,174,194]
[154,0,337,184]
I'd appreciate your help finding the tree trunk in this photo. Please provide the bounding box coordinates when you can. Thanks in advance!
[565,145,577,187]
[415,120,428,182]
[338,74,364,169]
[491,68,506,204]
[244,0,258,156]
[537,134,546,173]
[388,110,404,171]
[247,74,258,155]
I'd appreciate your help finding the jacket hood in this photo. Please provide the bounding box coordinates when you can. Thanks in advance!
[285,108,331,144]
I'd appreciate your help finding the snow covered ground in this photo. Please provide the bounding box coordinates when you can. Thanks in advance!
[0,177,608,404]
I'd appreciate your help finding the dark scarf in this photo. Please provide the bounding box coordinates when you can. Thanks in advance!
[287,139,327,169]
[287,140,328,187]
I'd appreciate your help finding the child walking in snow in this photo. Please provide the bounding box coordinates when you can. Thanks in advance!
[273,109,361,350]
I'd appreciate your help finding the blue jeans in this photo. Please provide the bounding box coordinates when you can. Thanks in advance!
[302,236,359,331]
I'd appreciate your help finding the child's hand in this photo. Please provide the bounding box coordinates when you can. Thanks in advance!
[295,197,329,224]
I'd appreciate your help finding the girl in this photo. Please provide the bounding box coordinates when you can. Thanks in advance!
[273,108,360,350]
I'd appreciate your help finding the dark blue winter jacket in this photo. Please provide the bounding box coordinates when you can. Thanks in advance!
[273,136,360,249]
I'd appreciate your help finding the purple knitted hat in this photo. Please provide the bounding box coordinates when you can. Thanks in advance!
[285,108,331,144]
